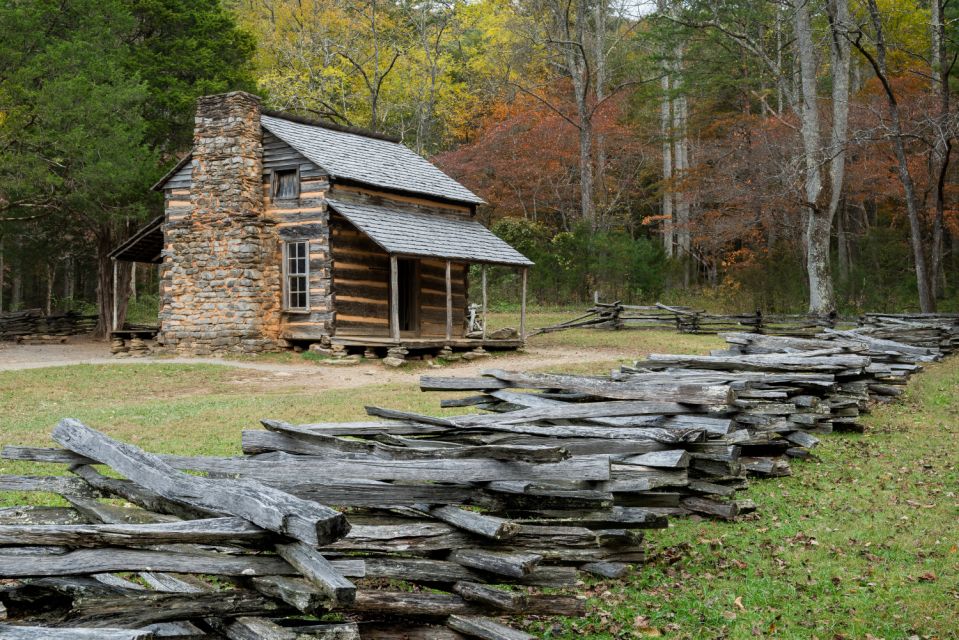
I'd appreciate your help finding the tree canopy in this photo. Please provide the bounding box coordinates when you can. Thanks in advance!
[2,0,958,316]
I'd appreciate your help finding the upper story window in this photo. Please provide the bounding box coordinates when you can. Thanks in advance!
[272,168,299,200]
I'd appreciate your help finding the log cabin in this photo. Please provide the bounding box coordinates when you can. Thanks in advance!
[109,91,532,357]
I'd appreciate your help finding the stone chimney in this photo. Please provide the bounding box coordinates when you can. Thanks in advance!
[158,92,282,355]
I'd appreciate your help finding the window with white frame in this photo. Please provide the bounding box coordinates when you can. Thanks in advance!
[284,241,309,311]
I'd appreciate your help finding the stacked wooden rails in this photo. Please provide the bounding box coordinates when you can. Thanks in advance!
[2,314,954,637]
[1,419,626,639]
[858,313,959,353]
[531,302,695,334]
[420,369,794,520]
[0,309,97,341]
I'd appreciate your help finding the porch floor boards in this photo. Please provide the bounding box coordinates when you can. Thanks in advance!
[330,335,523,350]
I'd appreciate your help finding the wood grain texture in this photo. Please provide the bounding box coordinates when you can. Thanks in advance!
[51,420,348,547]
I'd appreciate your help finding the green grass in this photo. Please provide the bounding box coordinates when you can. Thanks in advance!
[491,310,725,353]
[530,358,959,640]
[0,321,956,637]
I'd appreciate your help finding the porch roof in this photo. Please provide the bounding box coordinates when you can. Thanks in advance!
[108,216,164,264]
[326,198,533,267]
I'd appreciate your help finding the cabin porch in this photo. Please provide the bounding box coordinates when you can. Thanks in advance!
[325,198,533,359]
[107,216,163,356]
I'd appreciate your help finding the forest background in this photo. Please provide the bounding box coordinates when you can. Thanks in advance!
[2,0,957,336]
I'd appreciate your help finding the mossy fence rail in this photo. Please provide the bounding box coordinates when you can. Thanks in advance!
[0,313,955,638]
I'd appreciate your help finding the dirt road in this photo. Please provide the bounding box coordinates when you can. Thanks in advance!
[0,337,629,390]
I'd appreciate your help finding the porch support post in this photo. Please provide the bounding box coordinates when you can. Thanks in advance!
[445,260,453,341]
[390,255,399,341]
[520,267,528,342]
[111,258,119,334]
[481,264,488,340]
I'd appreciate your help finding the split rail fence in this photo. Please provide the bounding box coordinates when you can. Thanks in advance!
[534,301,854,337]
[0,310,97,342]
[0,313,956,638]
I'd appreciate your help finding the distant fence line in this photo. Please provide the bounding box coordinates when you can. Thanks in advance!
[0,309,98,341]
[533,302,850,337]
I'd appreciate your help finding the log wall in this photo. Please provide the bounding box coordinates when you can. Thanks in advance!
[262,131,334,341]
[330,209,468,339]
[158,123,475,346]
[330,214,391,336]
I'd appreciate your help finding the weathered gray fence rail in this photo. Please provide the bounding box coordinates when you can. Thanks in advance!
[533,301,854,337]
[0,313,955,638]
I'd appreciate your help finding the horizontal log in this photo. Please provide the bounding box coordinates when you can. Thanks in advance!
[257,422,570,463]
[360,557,576,587]
[452,582,528,612]
[0,626,155,640]
[0,507,87,526]
[644,353,870,373]
[64,589,290,629]
[0,547,296,577]
[168,452,611,483]
[0,475,99,498]
[448,549,542,578]
[480,369,735,404]
[0,517,269,547]
[415,505,518,541]
[449,401,703,426]
[51,420,349,547]
[447,615,534,640]
[515,507,668,529]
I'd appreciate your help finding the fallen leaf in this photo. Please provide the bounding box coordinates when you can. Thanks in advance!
[733,595,746,611]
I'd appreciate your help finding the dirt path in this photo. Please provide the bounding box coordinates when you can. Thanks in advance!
[0,337,628,390]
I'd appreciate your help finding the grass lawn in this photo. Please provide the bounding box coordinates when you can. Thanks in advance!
[533,359,959,640]
[0,320,956,638]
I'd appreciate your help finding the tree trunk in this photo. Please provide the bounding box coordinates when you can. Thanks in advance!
[569,0,594,229]
[930,0,951,299]
[45,263,56,316]
[63,255,75,303]
[0,234,4,313]
[131,262,137,301]
[795,0,836,314]
[11,239,22,311]
[593,0,608,228]
[673,75,691,287]
[836,204,850,282]
[577,100,595,229]
[660,61,674,257]
[854,0,935,311]
[658,0,674,257]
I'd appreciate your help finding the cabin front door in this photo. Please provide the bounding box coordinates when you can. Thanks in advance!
[397,258,420,335]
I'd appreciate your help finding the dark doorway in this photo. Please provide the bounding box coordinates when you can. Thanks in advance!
[397,258,419,334]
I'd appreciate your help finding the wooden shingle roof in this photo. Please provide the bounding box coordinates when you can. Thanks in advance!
[327,199,532,266]
[261,114,484,206]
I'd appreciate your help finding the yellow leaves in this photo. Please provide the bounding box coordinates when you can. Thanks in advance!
[850,0,930,75]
